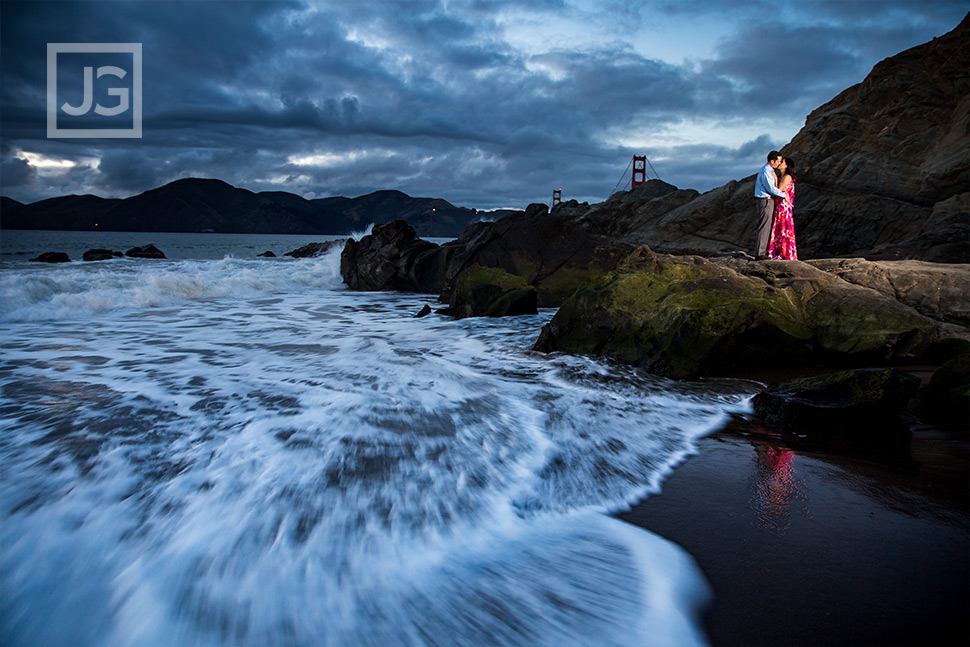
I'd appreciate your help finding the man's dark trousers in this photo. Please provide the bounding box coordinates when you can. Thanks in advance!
[755,197,773,256]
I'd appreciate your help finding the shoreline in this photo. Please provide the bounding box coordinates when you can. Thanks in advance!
[616,415,969,646]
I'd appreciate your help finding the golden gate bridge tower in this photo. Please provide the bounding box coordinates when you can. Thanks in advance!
[631,155,647,189]
[610,154,662,196]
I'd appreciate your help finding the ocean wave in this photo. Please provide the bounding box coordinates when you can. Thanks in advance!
[0,250,347,322]
[0,242,755,646]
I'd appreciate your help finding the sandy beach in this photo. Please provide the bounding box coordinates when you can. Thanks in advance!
[617,415,969,646]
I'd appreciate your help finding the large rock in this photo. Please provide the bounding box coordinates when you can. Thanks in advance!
[340,220,446,292]
[805,258,970,327]
[534,255,815,379]
[751,368,921,437]
[571,180,727,254]
[340,213,635,308]
[534,251,946,379]
[125,244,166,259]
[436,210,635,307]
[717,257,950,361]
[82,248,123,261]
[558,17,969,262]
[29,251,70,263]
[442,265,538,319]
[284,241,345,258]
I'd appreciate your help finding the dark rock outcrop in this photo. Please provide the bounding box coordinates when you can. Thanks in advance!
[534,251,948,379]
[435,210,636,307]
[284,241,344,258]
[257,250,276,258]
[339,215,636,309]
[340,220,446,292]
[125,244,166,259]
[919,354,970,430]
[82,249,123,261]
[751,368,921,437]
[570,180,703,247]
[29,252,70,263]
[442,265,538,319]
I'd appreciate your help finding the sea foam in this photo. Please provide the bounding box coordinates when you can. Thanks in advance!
[0,252,345,322]
[0,240,755,646]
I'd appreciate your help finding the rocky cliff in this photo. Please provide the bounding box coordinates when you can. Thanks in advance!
[566,14,970,263]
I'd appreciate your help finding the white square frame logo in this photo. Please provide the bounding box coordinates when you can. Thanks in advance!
[47,42,142,138]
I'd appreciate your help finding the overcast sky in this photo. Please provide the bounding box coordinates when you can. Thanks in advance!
[2,0,967,210]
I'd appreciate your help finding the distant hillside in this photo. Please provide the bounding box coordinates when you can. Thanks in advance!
[0,178,483,238]
[1,196,24,212]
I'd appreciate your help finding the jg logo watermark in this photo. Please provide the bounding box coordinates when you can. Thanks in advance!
[47,43,142,138]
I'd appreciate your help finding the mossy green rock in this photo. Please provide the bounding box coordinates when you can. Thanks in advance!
[534,255,943,379]
[751,368,921,437]
[534,258,813,379]
[803,283,939,360]
[448,265,537,319]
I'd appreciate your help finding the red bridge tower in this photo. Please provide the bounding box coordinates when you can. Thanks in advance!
[631,155,647,189]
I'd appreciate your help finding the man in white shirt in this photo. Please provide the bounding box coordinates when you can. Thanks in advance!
[753,150,788,259]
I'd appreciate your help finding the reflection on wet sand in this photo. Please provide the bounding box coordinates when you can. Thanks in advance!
[750,437,798,531]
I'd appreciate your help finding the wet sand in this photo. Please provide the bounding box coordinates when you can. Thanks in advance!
[617,416,969,646]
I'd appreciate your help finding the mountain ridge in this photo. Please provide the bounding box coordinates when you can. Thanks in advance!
[0,178,485,238]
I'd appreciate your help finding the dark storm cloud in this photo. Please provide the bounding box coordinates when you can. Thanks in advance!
[653,133,787,189]
[0,156,37,188]
[94,149,166,193]
[698,13,963,116]
[1,0,966,209]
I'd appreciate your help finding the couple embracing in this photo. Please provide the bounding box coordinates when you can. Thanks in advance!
[753,150,797,260]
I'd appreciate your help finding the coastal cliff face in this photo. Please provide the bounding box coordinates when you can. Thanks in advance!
[780,12,969,261]
[568,15,969,263]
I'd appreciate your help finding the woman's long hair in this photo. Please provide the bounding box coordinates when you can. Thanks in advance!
[783,157,797,181]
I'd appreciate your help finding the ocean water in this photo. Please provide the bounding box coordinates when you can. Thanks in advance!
[0,229,757,647]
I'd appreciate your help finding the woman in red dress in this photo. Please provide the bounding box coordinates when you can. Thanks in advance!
[767,157,797,260]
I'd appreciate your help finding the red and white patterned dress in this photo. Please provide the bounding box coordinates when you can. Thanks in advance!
[767,178,797,260]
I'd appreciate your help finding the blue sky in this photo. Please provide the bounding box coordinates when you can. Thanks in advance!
[2,0,967,209]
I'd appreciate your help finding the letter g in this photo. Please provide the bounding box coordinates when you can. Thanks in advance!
[94,66,129,116]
